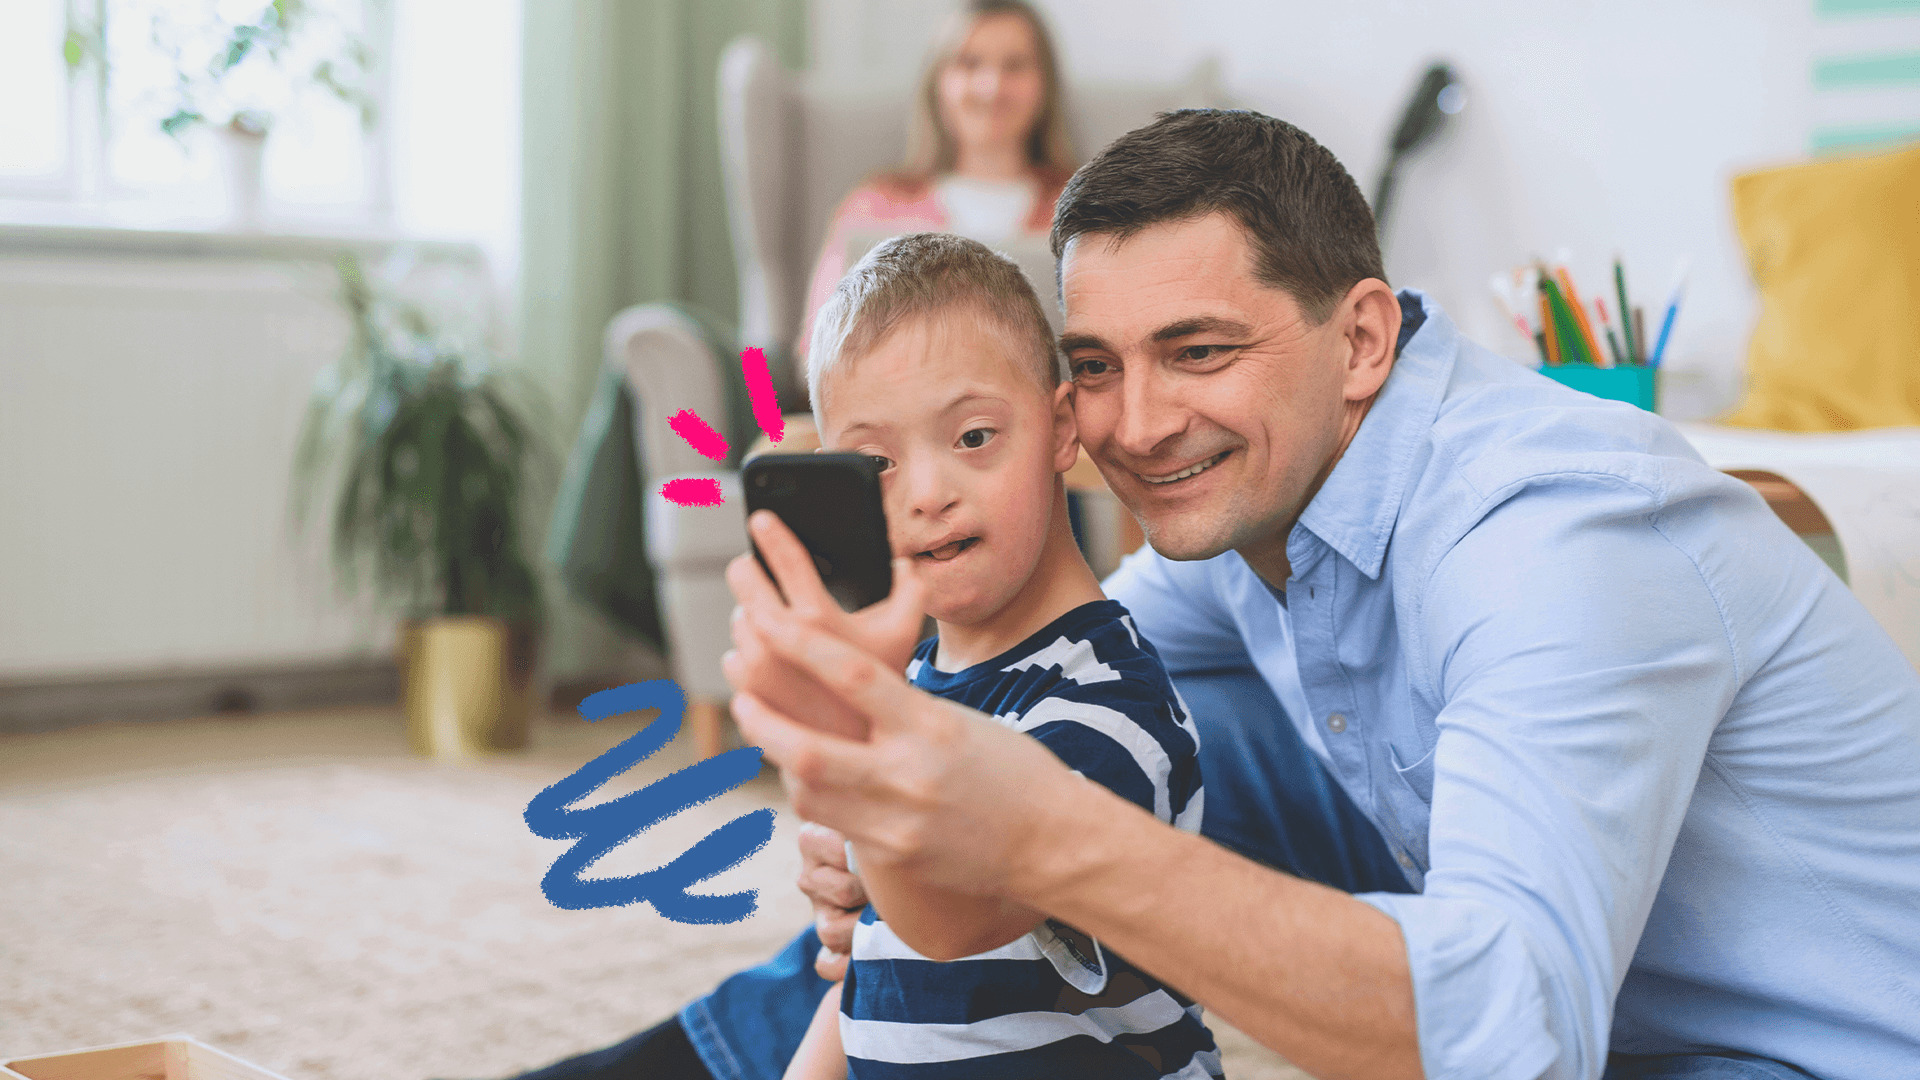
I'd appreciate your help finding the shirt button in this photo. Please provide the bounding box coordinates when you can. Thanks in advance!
[1396,850,1414,870]
[1326,712,1347,733]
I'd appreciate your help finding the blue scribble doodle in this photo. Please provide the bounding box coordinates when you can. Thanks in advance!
[524,679,776,924]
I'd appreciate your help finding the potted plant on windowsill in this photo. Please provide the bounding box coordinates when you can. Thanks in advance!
[294,253,549,757]
[67,0,376,228]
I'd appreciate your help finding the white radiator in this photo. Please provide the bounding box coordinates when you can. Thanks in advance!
[0,234,484,684]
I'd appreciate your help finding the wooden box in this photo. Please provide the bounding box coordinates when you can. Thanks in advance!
[2,1036,290,1080]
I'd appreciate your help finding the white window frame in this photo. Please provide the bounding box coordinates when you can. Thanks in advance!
[0,0,397,233]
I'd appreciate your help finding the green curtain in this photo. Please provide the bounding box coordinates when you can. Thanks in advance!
[517,0,806,683]
[519,0,805,423]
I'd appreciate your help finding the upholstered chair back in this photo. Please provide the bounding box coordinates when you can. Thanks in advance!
[718,36,1225,393]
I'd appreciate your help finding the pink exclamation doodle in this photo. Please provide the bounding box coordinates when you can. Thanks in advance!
[658,347,786,508]
[667,409,730,462]
[741,347,784,446]
[660,477,725,507]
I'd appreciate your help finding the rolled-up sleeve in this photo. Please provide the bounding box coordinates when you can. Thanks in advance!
[1357,478,1740,1080]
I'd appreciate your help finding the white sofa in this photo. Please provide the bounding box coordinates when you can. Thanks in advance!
[612,38,1225,752]
[1677,422,1920,671]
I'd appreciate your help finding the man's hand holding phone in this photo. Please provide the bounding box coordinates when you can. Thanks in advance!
[724,510,926,742]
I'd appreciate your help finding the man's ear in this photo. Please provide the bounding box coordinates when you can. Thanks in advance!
[1051,378,1079,474]
[1339,278,1402,403]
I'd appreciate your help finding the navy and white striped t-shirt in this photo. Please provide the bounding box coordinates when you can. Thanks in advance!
[839,599,1221,1080]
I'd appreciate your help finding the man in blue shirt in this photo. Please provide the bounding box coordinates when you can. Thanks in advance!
[719,109,1920,1080]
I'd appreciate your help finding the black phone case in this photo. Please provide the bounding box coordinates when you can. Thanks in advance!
[742,453,893,612]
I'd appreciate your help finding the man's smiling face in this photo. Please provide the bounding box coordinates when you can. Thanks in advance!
[1060,212,1371,575]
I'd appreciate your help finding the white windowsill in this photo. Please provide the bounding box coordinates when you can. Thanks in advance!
[0,203,484,266]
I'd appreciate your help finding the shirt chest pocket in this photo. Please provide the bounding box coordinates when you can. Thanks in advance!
[1377,741,1436,875]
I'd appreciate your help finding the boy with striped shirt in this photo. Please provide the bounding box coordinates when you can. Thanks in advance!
[734,233,1222,1080]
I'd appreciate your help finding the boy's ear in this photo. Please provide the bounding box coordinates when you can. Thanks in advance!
[1051,380,1079,474]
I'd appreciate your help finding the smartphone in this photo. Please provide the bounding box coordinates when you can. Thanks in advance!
[742,453,893,612]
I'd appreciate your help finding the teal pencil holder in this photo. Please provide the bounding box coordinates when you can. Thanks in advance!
[1539,363,1658,412]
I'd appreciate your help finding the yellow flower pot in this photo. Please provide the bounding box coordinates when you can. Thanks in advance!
[401,616,535,758]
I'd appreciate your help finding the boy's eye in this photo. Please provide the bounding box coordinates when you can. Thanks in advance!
[866,454,894,472]
[958,428,994,450]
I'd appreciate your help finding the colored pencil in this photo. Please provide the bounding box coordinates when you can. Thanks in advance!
[1594,296,1626,367]
[1555,266,1608,367]
[1649,262,1689,368]
[1613,258,1637,364]
[1539,272,1594,366]
[1538,285,1562,365]
[1650,299,1680,367]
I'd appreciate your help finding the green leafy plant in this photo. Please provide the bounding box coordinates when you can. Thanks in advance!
[66,0,377,139]
[294,254,547,624]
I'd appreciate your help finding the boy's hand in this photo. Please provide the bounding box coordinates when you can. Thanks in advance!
[725,511,927,740]
[796,821,866,980]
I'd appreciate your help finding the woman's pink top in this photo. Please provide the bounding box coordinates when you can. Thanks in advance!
[795,168,1071,373]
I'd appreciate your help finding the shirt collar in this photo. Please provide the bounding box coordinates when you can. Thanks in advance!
[1292,289,1456,581]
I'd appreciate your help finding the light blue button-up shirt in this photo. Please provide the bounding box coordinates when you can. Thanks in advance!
[1106,292,1920,1080]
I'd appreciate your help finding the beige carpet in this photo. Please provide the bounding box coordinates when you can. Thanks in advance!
[0,707,1307,1079]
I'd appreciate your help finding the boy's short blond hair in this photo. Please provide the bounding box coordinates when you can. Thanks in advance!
[807,233,1061,412]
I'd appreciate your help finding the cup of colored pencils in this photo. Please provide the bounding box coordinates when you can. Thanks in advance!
[1489,256,1687,413]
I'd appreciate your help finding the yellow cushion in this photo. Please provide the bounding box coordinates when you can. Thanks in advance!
[1722,144,1920,431]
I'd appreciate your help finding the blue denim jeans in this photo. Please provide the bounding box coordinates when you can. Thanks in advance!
[646,668,1814,1080]
[1604,1052,1820,1079]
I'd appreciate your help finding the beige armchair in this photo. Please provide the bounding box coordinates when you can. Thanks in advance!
[610,37,1224,755]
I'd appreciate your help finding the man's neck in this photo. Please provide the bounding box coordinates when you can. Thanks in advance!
[1237,393,1379,589]
[933,484,1104,671]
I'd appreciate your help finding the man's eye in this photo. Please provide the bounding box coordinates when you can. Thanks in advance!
[958,428,994,450]
[1070,358,1111,379]
[1180,345,1224,362]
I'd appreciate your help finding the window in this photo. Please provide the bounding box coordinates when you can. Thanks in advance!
[0,0,71,190]
[103,0,377,215]
[1,0,522,281]
[1,0,378,223]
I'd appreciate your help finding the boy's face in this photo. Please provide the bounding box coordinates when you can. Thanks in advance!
[818,309,1075,628]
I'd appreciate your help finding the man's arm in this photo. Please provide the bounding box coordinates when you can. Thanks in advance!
[734,482,1738,1080]
[861,673,1203,963]
[1348,482,1735,1080]
[1027,777,1422,1077]
[729,607,1424,1080]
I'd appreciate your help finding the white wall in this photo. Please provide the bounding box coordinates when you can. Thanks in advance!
[811,0,1831,419]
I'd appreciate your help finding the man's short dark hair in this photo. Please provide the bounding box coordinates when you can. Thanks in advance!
[1050,109,1385,322]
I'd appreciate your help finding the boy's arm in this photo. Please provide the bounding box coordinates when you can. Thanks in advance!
[858,675,1196,961]
[854,844,1045,960]
[782,982,848,1080]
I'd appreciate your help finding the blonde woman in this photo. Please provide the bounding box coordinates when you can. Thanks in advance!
[795,0,1075,367]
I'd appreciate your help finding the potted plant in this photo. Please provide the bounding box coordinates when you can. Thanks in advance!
[68,0,377,226]
[294,253,549,757]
